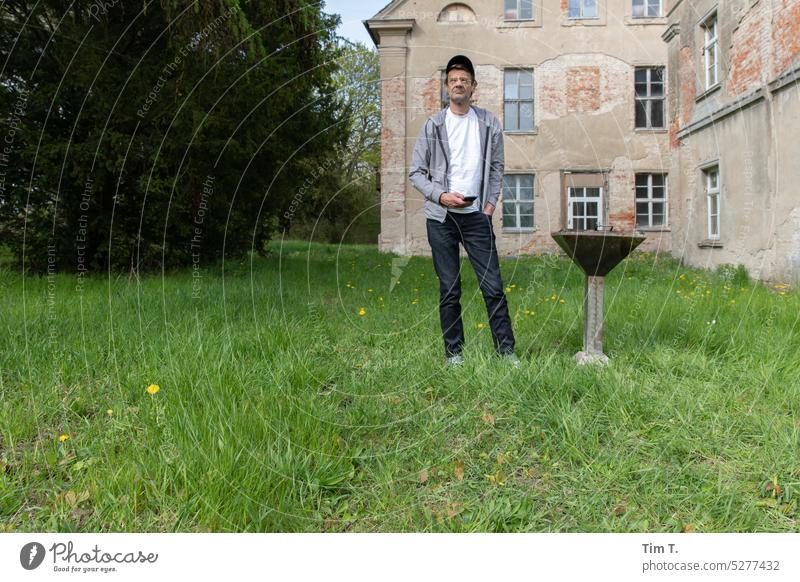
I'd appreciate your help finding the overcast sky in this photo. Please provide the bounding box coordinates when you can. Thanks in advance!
[324,0,387,46]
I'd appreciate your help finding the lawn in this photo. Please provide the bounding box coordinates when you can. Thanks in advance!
[1,240,798,532]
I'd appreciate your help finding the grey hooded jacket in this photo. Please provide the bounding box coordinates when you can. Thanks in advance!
[408,105,505,223]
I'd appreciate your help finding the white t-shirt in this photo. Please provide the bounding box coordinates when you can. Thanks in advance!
[445,107,481,214]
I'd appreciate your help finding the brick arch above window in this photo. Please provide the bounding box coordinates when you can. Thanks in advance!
[437,3,477,23]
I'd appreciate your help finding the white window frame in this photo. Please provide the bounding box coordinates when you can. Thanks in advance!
[632,0,661,18]
[568,0,599,19]
[503,69,535,132]
[504,0,535,21]
[701,13,718,89]
[502,174,535,230]
[634,67,665,129]
[635,173,668,228]
[567,186,604,230]
[705,167,720,239]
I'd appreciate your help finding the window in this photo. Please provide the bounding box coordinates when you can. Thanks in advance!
[701,13,718,89]
[632,0,661,17]
[502,175,535,229]
[504,69,534,131]
[568,186,603,230]
[635,67,665,128]
[704,166,720,239]
[505,0,534,20]
[568,0,598,18]
[635,174,667,228]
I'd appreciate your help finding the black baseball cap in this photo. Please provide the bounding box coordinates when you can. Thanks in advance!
[445,55,475,80]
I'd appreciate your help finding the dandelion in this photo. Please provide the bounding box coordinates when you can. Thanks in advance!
[106,409,113,417]
[730,299,736,304]
[146,384,160,395]
[505,287,512,293]
[411,299,418,305]
[551,294,557,300]
[58,434,70,443]
[368,288,373,293]
[775,283,789,289]
[378,296,384,302]
[559,299,565,304]
[358,307,366,316]
[477,323,486,329]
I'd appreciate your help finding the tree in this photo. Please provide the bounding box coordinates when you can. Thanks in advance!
[0,0,347,273]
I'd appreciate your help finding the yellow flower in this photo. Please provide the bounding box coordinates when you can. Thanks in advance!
[411,299,418,305]
[505,287,511,293]
[146,384,160,395]
[358,307,366,316]
[106,409,113,417]
[378,296,384,301]
[368,288,373,293]
[559,299,566,304]
[58,434,70,442]
[477,323,486,329]
[551,294,557,300]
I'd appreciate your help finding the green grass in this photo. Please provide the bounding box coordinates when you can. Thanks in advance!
[1,240,798,532]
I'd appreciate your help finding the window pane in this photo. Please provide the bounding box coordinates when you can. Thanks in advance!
[586,217,598,230]
[635,82,649,97]
[635,69,647,84]
[504,71,518,99]
[505,102,519,130]
[520,102,534,130]
[632,0,645,17]
[709,194,718,216]
[652,202,664,216]
[519,84,533,100]
[518,202,534,215]
[518,187,533,201]
[568,0,580,17]
[521,175,534,189]
[572,201,583,217]
[519,214,534,228]
[635,100,648,128]
[647,0,661,16]
[504,0,518,20]
[503,208,518,228]
[708,170,718,189]
[520,0,533,19]
[635,174,649,188]
[636,202,649,216]
[586,202,598,218]
[652,67,664,83]
[584,0,598,18]
[503,179,517,200]
[650,100,664,127]
[651,214,664,226]
[651,174,664,187]
[586,188,601,199]
[650,81,663,97]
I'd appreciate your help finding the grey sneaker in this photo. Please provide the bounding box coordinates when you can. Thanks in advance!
[446,354,465,367]
[501,353,521,368]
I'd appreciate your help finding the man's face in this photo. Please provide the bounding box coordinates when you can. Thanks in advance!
[446,68,475,105]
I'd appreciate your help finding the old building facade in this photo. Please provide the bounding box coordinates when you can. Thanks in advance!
[365,0,799,282]
[663,0,800,282]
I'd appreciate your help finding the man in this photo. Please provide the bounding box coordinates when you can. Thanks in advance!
[409,55,519,368]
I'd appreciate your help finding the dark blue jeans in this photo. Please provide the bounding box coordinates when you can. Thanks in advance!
[426,211,516,357]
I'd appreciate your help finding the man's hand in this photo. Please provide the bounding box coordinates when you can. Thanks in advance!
[440,192,473,208]
[483,202,495,216]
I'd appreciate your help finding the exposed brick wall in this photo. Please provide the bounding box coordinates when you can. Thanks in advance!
[379,75,407,252]
[539,55,628,120]
[773,0,800,78]
[567,67,601,113]
[728,0,768,96]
